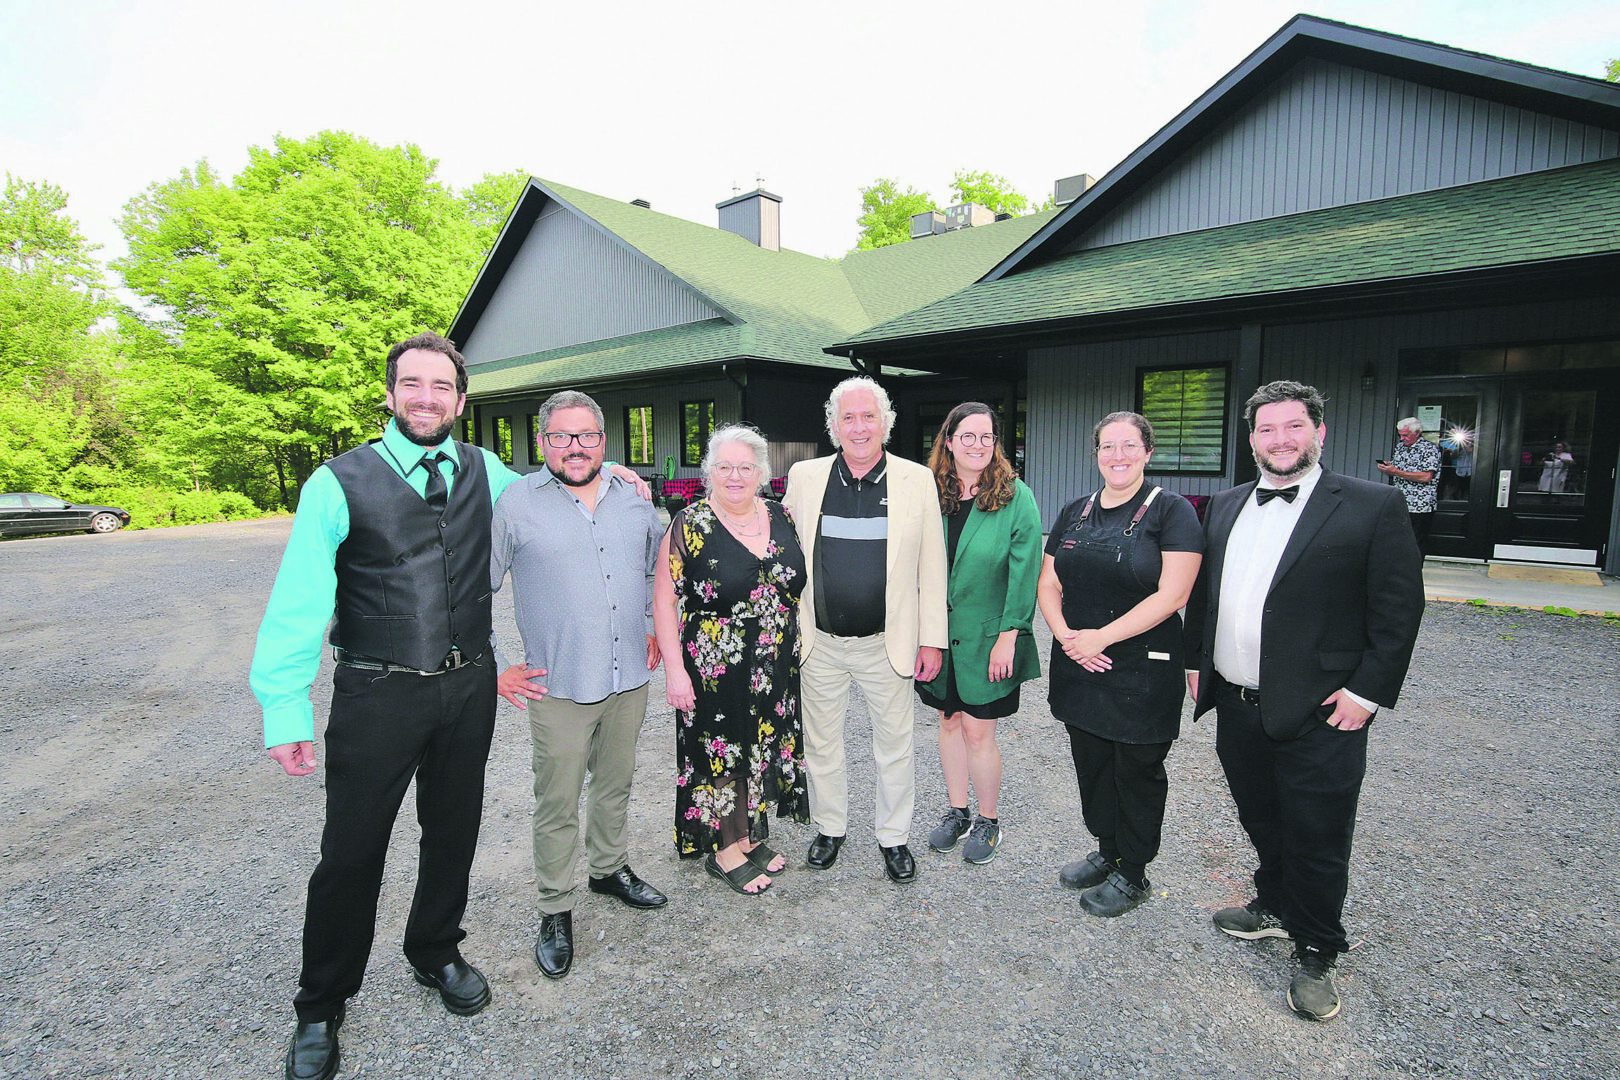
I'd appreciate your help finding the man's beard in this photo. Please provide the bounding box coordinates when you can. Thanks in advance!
[1254,435,1321,481]
[394,407,456,447]
[556,455,602,487]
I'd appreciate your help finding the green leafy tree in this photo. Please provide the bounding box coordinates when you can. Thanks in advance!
[117,133,521,507]
[949,169,1031,217]
[1607,59,1618,82]
[0,175,131,493]
[853,178,936,251]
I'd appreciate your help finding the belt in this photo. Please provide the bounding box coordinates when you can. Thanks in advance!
[332,647,481,676]
[1218,678,1262,706]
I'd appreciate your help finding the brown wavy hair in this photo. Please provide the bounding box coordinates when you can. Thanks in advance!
[928,402,1019,515]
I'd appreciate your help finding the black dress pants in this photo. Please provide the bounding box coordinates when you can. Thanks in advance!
[1213,681,1367,955]
[293,660,497,1022]
[1065,724,1173,872]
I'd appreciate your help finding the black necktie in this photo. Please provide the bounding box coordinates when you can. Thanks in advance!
[1255,485,1299,505]
[420,452,451,513]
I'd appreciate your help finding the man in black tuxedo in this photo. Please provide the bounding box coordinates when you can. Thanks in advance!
[1184,380,1424,1022]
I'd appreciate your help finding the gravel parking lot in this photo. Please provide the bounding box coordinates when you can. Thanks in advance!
[1,518,1617,1079]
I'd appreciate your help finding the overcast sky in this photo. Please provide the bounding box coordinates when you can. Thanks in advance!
[3,0,1615,270]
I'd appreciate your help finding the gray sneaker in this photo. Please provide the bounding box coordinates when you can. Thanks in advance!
[927,806,971,852]
[961,816,1002,864]
[1287,946,1341,1021]
[1212,898,1292,940]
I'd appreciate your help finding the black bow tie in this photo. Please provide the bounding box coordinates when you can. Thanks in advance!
[1255,485,1299,505]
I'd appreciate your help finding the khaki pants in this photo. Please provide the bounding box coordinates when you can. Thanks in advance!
[800,632,916,846]
[528,685,649,914]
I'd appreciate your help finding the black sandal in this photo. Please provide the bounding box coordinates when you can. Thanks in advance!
[742,842,785,874]
[705,853,772,895]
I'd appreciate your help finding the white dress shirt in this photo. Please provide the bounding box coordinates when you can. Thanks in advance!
[1212,466,1377,713]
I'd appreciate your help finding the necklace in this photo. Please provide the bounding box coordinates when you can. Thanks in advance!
[712,497,763,536]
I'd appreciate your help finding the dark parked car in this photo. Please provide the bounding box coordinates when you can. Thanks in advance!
[0,493,131,537]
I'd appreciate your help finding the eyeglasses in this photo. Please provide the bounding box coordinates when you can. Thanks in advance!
[710,463,759,479]
[543,431,604,448]
[1097,441,1146,456]
[952,432,996,447]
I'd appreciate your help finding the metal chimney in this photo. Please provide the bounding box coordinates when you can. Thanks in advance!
[716,189,782,251]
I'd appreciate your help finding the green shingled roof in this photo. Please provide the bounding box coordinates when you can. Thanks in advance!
[464,183,1057,396]
[837,158,1620,350]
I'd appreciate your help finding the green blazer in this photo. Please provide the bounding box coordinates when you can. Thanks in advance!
[919,479,1042,707]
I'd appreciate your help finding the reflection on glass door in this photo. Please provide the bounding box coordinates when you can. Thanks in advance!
[1494,388,1602,563]
[1511,391,1591,505]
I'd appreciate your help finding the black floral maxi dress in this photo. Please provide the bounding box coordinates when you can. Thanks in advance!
[669,499,811,856]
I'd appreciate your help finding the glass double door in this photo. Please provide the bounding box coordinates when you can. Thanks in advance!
[1400,373,1618,566]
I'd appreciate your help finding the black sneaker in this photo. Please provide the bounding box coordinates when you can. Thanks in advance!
[961,816,1002,864]
[927,806,971,852]
[1288,945,1341,1021]
[1212,898,1291,940]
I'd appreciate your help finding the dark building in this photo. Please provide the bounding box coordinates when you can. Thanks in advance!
[456,15,1620,571]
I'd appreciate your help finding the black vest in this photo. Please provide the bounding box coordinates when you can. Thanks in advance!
[325,440,492,670]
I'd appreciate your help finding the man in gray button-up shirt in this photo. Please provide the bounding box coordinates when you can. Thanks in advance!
[490,390,667,982]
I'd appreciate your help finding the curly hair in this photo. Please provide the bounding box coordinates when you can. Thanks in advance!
[927,402,1018,515]
[1243,380,1326,430]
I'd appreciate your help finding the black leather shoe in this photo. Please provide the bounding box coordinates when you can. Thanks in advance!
[411,957,491,1016]
[588,865,668,909]
[807,832,845,869]
[284,1006,342,1080]
[534,910,574,980]
[880,843,917,884]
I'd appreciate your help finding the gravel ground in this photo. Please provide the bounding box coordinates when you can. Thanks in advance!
[1,518,1617,1080]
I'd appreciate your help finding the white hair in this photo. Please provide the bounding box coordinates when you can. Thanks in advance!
[824,375,896,448]
[702,424,772,491]
[1396,417,1423,434]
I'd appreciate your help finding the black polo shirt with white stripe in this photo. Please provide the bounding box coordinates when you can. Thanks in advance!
[814,453,888,637]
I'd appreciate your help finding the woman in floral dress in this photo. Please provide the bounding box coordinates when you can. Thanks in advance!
[652,425,810,894]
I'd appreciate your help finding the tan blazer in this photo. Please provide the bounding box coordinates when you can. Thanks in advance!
[782,452,948,676]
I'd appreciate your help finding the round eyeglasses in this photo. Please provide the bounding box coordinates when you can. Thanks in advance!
[710,462,759,479]
[952,432,996,447]
[543,431,605,448]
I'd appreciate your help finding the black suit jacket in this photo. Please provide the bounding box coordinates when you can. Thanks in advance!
[1183,468,1425,740]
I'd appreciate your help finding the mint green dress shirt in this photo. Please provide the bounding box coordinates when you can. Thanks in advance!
[250,420,524,748]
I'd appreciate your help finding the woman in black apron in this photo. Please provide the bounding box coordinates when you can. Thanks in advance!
[1038,412,1203,917]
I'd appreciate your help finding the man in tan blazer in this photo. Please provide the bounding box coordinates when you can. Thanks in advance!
[782,376,948,883]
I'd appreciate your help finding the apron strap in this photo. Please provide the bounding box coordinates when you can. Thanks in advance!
[1075,485,1160,536]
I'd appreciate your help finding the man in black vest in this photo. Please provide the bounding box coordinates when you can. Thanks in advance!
[252,333,510,1080]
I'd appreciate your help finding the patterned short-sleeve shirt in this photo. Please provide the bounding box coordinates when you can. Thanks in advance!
[1392,437,1442,513]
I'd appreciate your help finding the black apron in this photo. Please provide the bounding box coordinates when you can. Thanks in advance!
[1047,487,1185,744]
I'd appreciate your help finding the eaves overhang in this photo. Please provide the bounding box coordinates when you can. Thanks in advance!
[834,252,1620,366]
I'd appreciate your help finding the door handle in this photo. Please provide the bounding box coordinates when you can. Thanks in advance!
[1496,470,1512,508]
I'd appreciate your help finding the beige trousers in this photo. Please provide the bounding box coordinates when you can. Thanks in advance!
[800,632,916,847]
[527,685,649,914]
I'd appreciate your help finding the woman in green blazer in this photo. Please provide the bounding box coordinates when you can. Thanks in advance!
[916,402,1042,865]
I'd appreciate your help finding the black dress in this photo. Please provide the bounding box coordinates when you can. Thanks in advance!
[669,500,811,855]
[916,499,1020,719]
